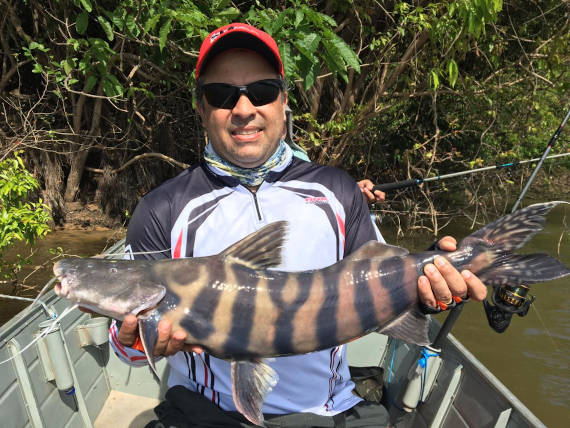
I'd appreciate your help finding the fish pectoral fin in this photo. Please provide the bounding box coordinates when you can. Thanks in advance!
[221,221,288,269]
[231,359,278,426]
[132,285,166,315]
[377,308,430,346]
[138,317,161,382]
[344,241,409,262]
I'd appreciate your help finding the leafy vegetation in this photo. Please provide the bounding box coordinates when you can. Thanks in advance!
[0,0,568,236]
[0,153,51,282]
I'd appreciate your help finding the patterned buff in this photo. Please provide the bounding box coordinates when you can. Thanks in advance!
[204,139,290,187]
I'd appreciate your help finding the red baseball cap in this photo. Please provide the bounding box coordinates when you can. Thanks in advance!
[195,23,284,79]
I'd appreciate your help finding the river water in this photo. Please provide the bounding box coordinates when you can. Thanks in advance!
[0,205,568,426]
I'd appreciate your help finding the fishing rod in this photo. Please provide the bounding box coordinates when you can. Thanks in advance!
[482,109,570,333]
[386,113,569,411]
[511,109,570,212]
[372,152,570,193]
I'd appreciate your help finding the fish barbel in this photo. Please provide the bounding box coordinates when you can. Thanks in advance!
[53,201,570,425]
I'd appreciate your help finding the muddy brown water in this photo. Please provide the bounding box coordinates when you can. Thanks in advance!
[1,205,568,427]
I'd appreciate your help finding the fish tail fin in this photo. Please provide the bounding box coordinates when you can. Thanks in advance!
[475,252,570,287]
[138,316,161,382]
[456,201,570,287]
[463,201,568,251]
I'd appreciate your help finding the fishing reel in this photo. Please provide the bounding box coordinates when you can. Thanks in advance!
[483,284,535,333]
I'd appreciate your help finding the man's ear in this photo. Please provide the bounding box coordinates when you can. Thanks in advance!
[196,99,204,118]
[281,92,288,138]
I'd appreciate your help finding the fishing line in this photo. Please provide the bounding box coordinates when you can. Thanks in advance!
[0,294,54,318]
[0,303,78,366]
[530,304,560,352]
[90,248,172,258]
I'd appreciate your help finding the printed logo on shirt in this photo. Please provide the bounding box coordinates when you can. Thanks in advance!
[305,196,328,205]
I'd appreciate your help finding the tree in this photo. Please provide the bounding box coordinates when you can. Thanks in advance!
[0,0,567,233]
[0,152,51,284]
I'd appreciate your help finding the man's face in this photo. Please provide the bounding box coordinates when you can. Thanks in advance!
[197,49,287,169]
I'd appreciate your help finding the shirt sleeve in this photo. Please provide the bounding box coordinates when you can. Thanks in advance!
[343,181,385,256]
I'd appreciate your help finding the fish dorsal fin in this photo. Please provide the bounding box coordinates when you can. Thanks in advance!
[221,221,288,269]
[462,201,568,252]
[231,359,278,426]
[344,241,409,262]
[377,308,431,346]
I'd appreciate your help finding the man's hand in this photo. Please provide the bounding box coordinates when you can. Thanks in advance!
[358,179,386,204]
[417,236,487,309]
[118,314,203,356]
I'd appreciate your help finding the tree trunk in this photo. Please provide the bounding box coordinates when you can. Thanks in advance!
[64,85,104,202]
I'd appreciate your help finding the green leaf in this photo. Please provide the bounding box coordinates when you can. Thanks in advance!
[101,74,123,97]
[280,42,296,79]
[79,0,92,13]
[295,33,320,56]
[62,59,73,75]
[447,59,458,87]
[329,33,360,72]
[299,56,319,90]
[76,12,89,35]
[98,17,114,41]
[430,70,439,90]
[159,18,172,52]
[85,75,97,92]
[125,14,137,34]
[145,13,162,33]
[317,11,337,28]
[322,39,345,74]
[294,9,305,28]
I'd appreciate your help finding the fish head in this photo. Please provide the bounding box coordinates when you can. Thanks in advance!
[53,258,166,320]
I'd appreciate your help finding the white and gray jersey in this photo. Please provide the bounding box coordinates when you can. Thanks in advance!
[109,145,384,416]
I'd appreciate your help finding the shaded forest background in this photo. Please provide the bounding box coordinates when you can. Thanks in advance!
[1,0,569,236]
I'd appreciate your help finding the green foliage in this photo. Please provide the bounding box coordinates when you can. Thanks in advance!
[0,153,51,280]
[245,0,360,89]
[2,0,568,233]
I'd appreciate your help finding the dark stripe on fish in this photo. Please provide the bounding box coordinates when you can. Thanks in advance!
[269,271,313,354]
[222,264,259,356]
[353,259,378,332]
[379,257,410,313]
[316,271,339,350]
[168,259,200,287]
[180,265,225,340]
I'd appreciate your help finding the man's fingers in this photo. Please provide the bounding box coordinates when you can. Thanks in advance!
[163,330,188,356]
[423,262,453,304]
[117,314,138,346]
[417,275,436,307]
[373,189,386,202]
[153,319,172,356]
[182,344,205,354]
[437,236,457,251]
[462,270,487,301]
[434,256,467,298]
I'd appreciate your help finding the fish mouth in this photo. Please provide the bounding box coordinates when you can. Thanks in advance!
[53,275,70,297]
[53,261,70,297]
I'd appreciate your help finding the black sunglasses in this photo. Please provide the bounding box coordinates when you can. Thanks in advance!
[199,79,284,109]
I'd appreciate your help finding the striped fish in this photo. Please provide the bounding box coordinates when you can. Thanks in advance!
[53,201,570,425]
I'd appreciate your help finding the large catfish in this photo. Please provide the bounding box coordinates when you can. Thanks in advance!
[53,201,570,425]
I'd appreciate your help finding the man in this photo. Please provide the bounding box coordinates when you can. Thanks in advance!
[110,23,486,427]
